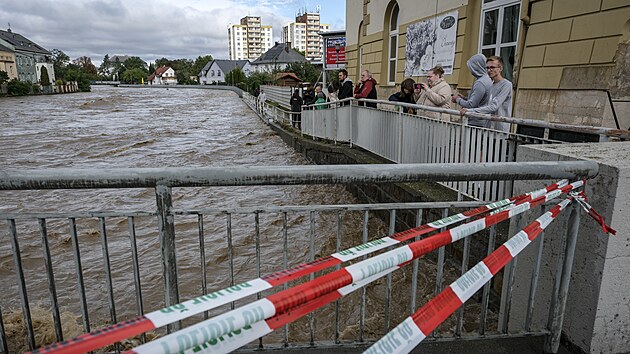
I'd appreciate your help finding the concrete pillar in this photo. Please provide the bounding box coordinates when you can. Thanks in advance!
[507,142,630,353]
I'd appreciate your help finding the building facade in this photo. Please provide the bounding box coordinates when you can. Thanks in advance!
[282,10,331,61]
[250,42,307,73]
[0,43,17,81]
[198,59,252,85]
[228,16,273,60]
[346,0,630,131]
[148,66,177,85]
[0,29,54,84]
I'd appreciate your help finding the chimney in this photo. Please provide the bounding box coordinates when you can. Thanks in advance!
[285,42,291,53]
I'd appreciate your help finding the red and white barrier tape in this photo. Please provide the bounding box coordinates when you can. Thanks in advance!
[364,198,573,354]
[126,181,582,354]
[28,180,570,354]
[570,191,617,235]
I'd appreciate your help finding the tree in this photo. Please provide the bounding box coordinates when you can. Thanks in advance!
[148,63,155,75]
[123,56,147,71]
[122,68,146,84]
[51,49,70,80]
[7,78,31,95]
[98,54,111,79]
[245,71,274,93]
[284,61,321,83]
[155,57,171,68]
[0,70,8,85]
[64,67,91,92]
[40,66,51,86]
[225,68,245,86]
[192,55,213,77]
[72,56,98,78]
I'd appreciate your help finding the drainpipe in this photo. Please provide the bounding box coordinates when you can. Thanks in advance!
[513,0,532,89]
[512,0,532,123]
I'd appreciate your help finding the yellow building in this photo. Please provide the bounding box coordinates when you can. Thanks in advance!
[0,43,17,81]
[345,0,630,130]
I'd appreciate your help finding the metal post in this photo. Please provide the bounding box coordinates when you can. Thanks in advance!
[526,205,547,331]
[39,218,63,342]
[155,184,179,332]
[544,204,580,353]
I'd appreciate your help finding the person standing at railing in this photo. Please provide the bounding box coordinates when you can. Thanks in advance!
[337,69,353,105]
[388,78,417,114]
[258,89,267,116]
[451,54,492,127]
[314,84,327,109]
[459,56,512,132]
[290,88,303,129]
[303,84,316,108]
[413,65,452,121]
[354,69,378,108]
[325,80,340,103]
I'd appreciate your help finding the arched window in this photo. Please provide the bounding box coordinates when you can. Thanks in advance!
[388,2,399,84]
[210,70,215,77]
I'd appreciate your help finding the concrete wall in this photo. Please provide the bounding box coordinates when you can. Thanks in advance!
[508,142,630,353]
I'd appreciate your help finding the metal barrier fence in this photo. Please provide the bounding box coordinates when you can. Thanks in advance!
[0,163,597,353]
[288,99,561,201]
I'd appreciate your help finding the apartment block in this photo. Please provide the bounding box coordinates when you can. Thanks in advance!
[228,16,273,61]
[282,10,331,61]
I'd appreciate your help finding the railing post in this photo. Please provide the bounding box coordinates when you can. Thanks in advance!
[544,204,580,353]
[155,184,180,331]
[397,109,404,163]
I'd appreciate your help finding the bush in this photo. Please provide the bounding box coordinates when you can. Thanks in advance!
[7,79,31,96]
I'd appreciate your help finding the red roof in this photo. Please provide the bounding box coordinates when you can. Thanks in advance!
[148,66,171,81]
[275,72,302,81]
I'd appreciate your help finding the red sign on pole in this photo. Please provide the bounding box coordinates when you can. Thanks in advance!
[324,36,346,69]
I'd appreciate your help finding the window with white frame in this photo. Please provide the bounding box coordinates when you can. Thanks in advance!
[388,2,399,84]
[479,0,521,81]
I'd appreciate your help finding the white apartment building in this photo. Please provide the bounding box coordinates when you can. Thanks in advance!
[228,16,273,61]
[282,10,330,61]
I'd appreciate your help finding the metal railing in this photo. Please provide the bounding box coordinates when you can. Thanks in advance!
[0,163,597,353]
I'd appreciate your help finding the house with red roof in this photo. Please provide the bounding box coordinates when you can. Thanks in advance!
[148,65,177,85]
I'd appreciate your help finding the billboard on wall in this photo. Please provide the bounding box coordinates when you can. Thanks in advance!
[324,36,346,69]
[404,10,458,76]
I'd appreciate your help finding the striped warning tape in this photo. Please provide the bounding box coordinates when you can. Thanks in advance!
[364,198,573,354]
[126,181,583,354]
[28,180,570,354]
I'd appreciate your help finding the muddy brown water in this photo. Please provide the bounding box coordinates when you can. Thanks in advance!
[0,86,492,353]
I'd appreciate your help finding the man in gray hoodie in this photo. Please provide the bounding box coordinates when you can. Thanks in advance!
[452,53,492,127]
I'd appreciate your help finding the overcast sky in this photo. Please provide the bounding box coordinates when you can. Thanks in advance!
[1,0,345,65]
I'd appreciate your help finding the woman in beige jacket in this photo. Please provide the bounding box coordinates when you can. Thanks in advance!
[414,65,452,121]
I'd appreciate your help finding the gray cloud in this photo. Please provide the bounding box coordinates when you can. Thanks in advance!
[1,0,298,64]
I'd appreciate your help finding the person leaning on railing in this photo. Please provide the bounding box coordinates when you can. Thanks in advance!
[414,65,452,121]
[354,70,378,108]
[388,78,416,114]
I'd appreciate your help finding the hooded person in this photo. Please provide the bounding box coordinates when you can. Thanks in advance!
[452,54,493,127]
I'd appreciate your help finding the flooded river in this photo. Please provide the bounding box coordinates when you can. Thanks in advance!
[0,86,465,352]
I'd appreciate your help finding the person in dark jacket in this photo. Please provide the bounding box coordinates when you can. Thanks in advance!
[354,69,378,108]
[290,89,303,129]
[302,85,316,107]
[388,78,416,114]
[337,69,353,104]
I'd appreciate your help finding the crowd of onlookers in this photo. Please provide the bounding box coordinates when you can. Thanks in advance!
[258,53,512,132]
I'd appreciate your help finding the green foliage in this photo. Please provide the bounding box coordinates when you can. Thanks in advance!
[98,54,111,78]
[51,49,70,80]
[245,71,274,93]
[122,68,146,84]
[64,67,91,92]
[192,55,213,77]
[40,66,51,86]
[225,68,245,86]
[0,70,8,84]
[123,57,147,71]
[72,56,98,80]
[284,61,321,83]
[7,79,31,96]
